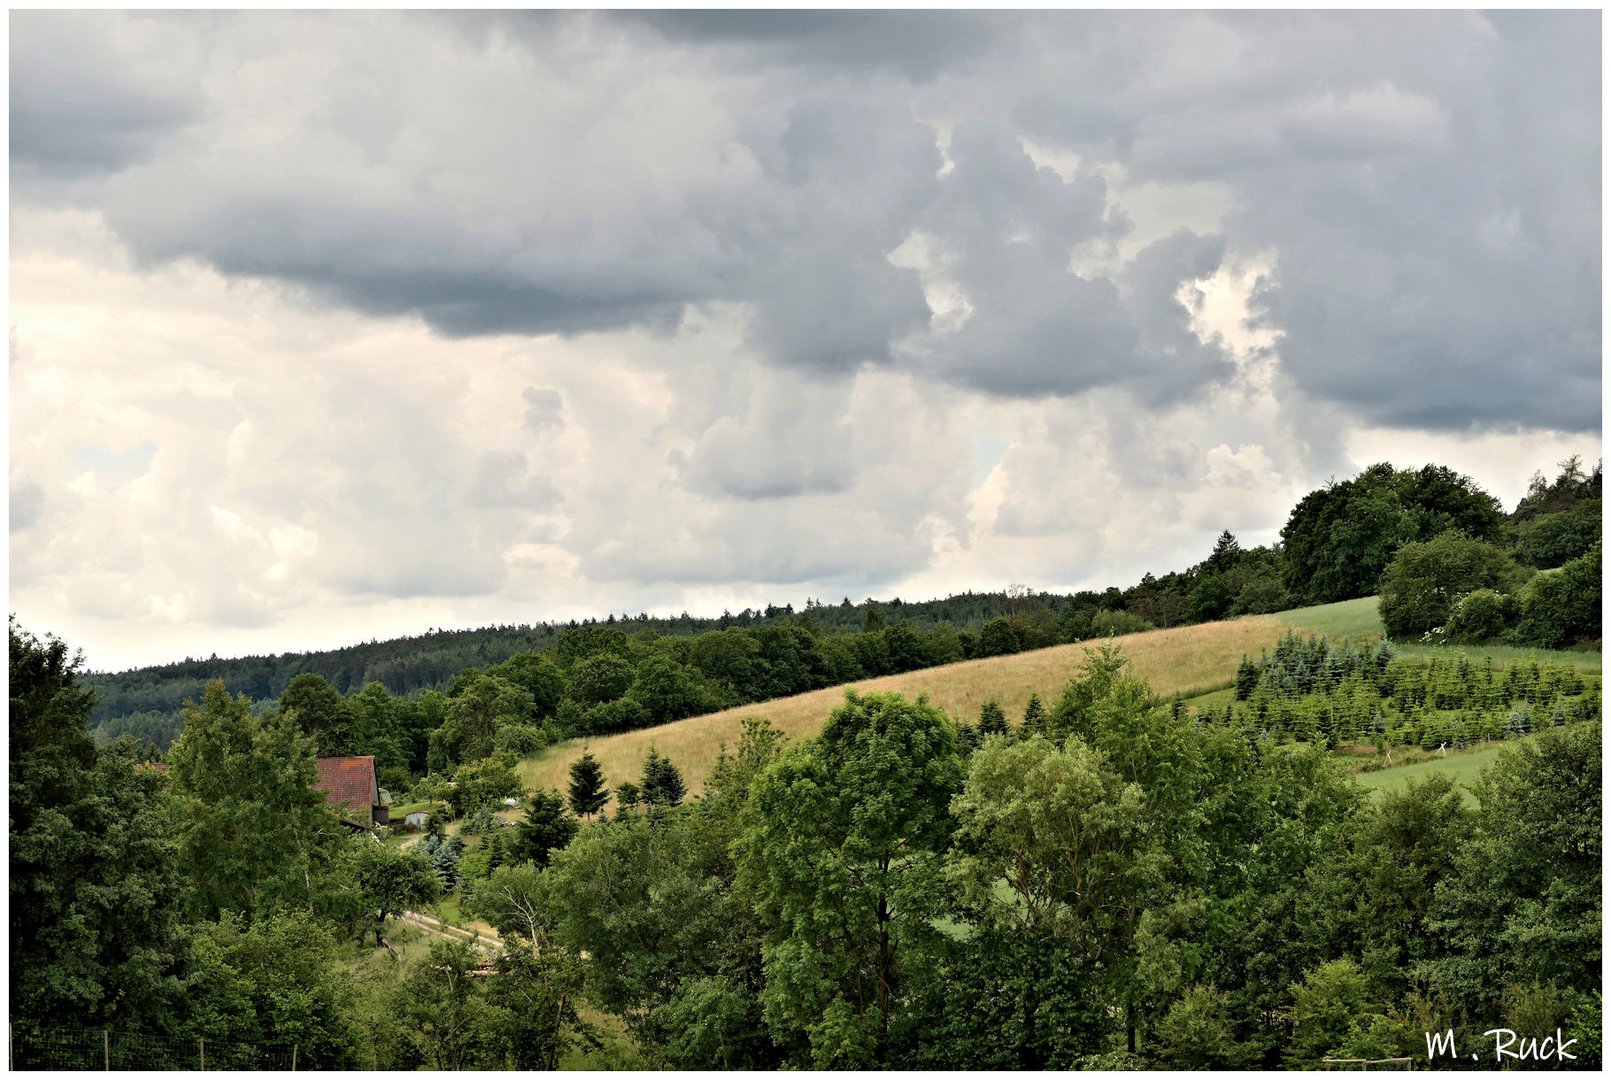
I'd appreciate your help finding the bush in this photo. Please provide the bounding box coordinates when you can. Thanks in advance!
[1515,543,1601,648]
[1444,589,1513,644]
[582,696,651,736]
[377,764,414,797]
[493,723,547,757]
[1378,532,1525,640]
[448,755,522,817]
[1089,609,1154,637]
[1230,574,1290,616]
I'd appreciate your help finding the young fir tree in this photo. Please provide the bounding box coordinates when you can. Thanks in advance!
[567,750,609,820]
[513,788,578,868]
[978,700,1008,738]
[640,746,686,809]
[1021,693,1046,735]
[1234,655,1260,700]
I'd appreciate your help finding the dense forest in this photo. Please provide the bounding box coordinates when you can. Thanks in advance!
[85,458,1603,761]
[11,619,1601,1069]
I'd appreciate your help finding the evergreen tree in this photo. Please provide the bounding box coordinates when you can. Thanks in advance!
[978,700,1008,737]
[1234,655,1260,700]
[1207,529,1241,572]
[640,746,687,809]
[513,788,579,868]
[567,750,609,820]
[1022,693,1046,735]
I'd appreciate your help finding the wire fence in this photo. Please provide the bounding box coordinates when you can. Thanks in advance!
[10,1027,329,1071]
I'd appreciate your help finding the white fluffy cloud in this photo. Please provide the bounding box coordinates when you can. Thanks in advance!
[8,11,1600,670]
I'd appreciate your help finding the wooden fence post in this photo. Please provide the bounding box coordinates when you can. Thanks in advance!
[292,1043,298,1071]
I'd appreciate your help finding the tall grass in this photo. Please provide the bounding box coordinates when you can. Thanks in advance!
[1270,596,1384,642]
[520,618,1292,805]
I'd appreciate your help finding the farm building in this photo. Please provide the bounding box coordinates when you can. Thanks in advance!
[314,755,389,829]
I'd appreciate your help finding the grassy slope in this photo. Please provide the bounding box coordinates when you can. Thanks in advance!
[1273,595,1602,674]
[521,617,1293,806]
[1352,745,1503,807]
[1271,596,1386,641]
[517,596,1599,808]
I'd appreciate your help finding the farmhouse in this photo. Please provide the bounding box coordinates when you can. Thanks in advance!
[314,755,390,830]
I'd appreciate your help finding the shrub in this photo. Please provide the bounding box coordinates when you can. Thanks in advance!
[493,722,547,757]
[1378,532,1525,640]
[1230,574,1290,616]
[1444,589,1513,644]
[1515,543,1601,648]
[377,764,414,797]
[447,755,522,817]
[1089,609,1154,637]
[977,617,1022,657]
[1511,499,1601,569]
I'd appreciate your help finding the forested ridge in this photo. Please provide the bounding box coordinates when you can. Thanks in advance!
[84,457,1603,754]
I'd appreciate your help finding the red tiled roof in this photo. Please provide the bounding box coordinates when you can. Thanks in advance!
[314,755,378,814]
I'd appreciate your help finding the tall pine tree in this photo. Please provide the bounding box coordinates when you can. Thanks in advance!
[567,750,609,820]
[1021,693,1046,735]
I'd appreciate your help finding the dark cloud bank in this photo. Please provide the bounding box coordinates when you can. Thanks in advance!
[12,9,1598,433]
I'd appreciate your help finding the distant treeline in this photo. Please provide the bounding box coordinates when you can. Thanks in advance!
[86,457,1601,756]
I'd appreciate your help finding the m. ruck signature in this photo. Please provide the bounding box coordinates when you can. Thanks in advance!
[1425,1027,1578,1064]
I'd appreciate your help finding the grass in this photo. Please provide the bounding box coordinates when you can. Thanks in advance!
[515,596,1597,810]
[1392,642,1602,674]
[1270,596,1385,642]
[520,617,1294,806]
[1270,597,1601,675]
[388,800,444,818]
[1349,723,1595,806]
[1351,744,1506,807]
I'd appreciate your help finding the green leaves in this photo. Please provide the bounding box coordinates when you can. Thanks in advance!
[168,681,341,921]
[948,735,1159,950]
[736,690,962,1066]
[353,842,439,946]
[512,787,578,868]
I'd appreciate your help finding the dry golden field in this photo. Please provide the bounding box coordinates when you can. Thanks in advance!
[519,615,1293,806]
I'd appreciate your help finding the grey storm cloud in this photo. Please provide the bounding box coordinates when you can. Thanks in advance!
[10,9,1599,433]
[614,10,1014,81]
[10,12,199,182]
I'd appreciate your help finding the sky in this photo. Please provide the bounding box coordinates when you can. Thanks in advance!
[8,9,1603,673]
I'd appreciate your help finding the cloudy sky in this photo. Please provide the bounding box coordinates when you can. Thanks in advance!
[8,9,1602,672]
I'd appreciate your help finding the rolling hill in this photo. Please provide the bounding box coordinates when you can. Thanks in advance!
[521,597,1603,808]
[520,615,1293,805]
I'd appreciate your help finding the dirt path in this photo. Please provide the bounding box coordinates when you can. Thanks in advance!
[399,910,501,954]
